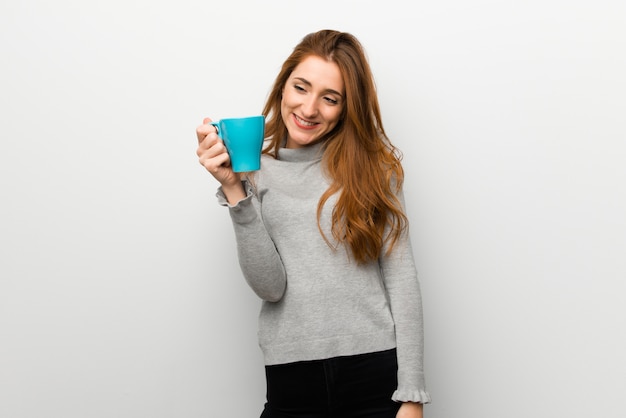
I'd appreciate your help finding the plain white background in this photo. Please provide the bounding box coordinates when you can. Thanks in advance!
[1,1,625,417]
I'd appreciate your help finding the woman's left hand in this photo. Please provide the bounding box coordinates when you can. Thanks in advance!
[396,402,423,418]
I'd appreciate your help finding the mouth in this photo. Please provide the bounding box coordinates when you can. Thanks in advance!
[293,114,318,129]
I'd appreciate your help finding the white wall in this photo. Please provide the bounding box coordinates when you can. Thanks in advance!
[1,1,624,417]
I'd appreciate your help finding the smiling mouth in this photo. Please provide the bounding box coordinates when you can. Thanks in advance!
[294,114,318,127]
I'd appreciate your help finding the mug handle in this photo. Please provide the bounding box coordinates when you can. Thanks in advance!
[209,122,222,138]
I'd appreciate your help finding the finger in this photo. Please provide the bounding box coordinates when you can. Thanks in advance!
[197,132,223,156]
[196,126,219,144]
[204,118,219,134]
[200,152,231,174]
[196,118,218,143]
[197,136,226,159]
[196,123,211,144]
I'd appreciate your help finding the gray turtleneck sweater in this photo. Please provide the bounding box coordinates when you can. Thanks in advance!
[217,141,431,403]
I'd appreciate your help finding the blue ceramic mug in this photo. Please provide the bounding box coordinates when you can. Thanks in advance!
[210,115,265,172]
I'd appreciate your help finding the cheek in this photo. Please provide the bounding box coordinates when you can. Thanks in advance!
[281,89,296,107]
[280,92,291,113]
[280,97,291,124]
[326,108,343,127]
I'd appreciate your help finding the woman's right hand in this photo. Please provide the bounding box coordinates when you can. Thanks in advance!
[196,117,239,186]
[196,117,246,204]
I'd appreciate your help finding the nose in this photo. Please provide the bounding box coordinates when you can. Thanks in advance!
[300,96,319,118]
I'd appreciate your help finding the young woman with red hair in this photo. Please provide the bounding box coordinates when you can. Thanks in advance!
[197,29,431,418]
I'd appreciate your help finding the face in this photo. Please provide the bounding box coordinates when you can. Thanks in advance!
[281,55,345,149]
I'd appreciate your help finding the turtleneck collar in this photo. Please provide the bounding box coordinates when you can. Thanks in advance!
[276,140,325,163]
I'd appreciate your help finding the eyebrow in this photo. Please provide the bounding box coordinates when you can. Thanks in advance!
[293,77,343,98]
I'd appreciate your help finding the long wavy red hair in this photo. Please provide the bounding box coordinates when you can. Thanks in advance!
[261,30,407,264]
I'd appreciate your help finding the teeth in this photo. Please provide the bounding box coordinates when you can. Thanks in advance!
[295,115,316,126]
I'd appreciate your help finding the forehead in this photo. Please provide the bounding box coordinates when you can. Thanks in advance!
[290,55,344,93]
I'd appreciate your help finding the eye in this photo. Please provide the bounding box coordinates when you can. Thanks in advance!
[324,96,339,105]
[294,84,306,92]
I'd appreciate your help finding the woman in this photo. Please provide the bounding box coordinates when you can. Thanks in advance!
[196,29,431,418]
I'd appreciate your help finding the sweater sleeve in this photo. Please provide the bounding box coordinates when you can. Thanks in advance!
[217,180,287,302]
[379,187,432,404]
